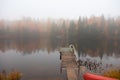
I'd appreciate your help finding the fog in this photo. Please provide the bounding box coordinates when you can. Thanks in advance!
[0,0,120,20]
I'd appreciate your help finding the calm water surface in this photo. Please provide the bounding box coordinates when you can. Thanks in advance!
[0,39,120,80]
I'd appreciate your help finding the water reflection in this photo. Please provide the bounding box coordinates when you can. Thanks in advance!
[0,38,120,80]
[0,38,60,54]
[0,38,120,58]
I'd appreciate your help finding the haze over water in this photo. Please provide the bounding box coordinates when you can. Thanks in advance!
[0,0,120,80]
[0,0,120,20]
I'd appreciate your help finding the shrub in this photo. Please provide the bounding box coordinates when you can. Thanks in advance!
[0,70,22,80]
[103,69,120,80]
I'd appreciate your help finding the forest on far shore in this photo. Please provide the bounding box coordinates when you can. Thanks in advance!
[0,16,120,43]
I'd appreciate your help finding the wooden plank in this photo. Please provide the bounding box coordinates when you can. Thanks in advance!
[61,61,78,68]
[59,48,72,52]
[61,52,74,55]
[66,68,77,80]
[61,64,78,68]
[61,56,75,59]
[61,56,76,62]
[60,51,79,80]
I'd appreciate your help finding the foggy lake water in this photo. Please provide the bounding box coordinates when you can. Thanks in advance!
[0,38,120,80]
[0,0,120,79]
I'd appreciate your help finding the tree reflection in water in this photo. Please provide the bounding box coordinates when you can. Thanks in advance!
[0,37,120,78]
[0,17,120,80]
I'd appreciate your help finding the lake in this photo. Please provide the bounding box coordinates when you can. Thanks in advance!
[0,38,120,80]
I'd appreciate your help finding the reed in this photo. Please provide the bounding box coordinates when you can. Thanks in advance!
[0,70,22,80]
[103,69,120,80]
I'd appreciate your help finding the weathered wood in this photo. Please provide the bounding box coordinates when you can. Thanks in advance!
[66,68,77,80]
[61,56,75,60]
[61,52,74,55]
[59,47,72,52]
[61,61,78,68]
[60,51,79,80]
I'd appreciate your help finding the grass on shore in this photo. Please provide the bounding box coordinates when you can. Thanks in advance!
[0,70,22,80]
[103,69,120,80]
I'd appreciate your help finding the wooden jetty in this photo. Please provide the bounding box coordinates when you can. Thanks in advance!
[67,68,77,80]
[59,44,80,80]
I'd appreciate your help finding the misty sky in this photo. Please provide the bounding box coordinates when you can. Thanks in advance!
[0,0,120,20]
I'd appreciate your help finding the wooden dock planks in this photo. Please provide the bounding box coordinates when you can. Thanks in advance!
[66,68,77,80]
[60,51,79,80]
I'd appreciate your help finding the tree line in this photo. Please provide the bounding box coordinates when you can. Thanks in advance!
[0,16,120,43]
